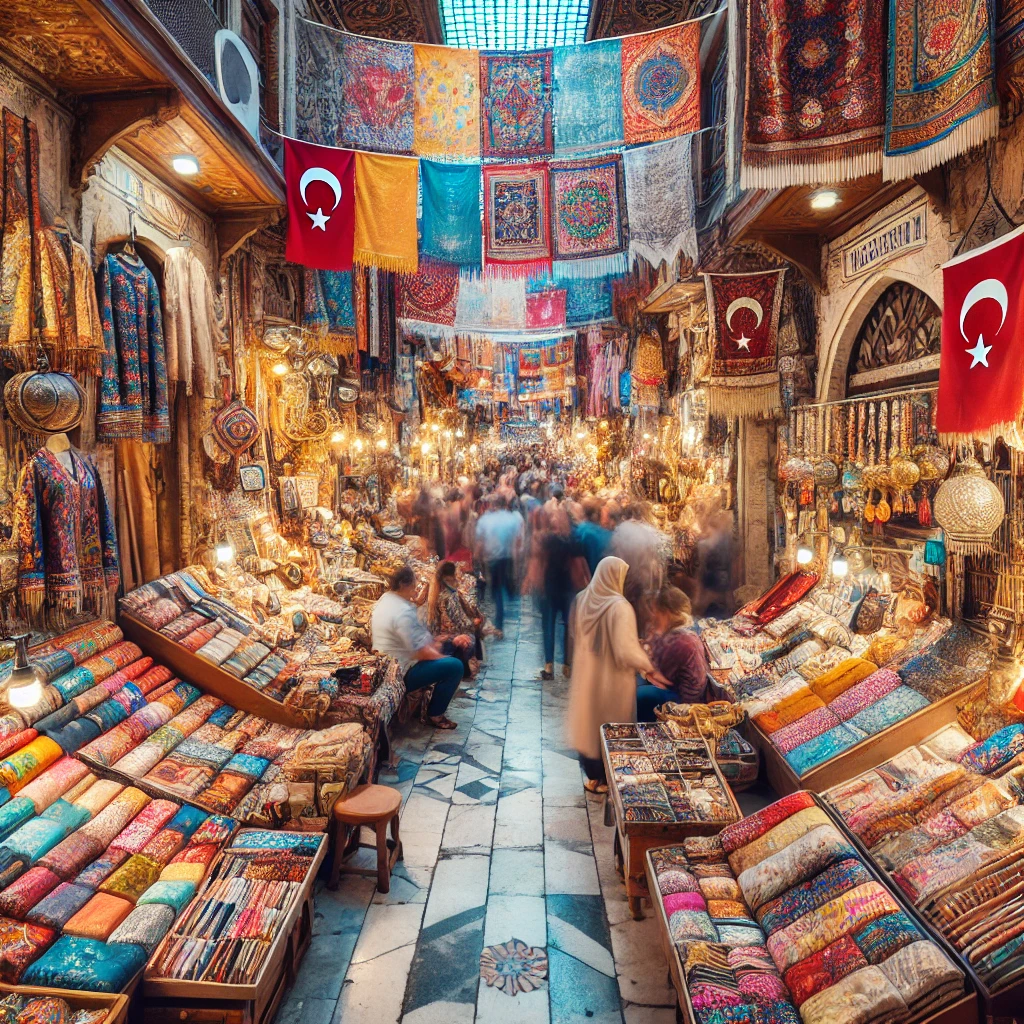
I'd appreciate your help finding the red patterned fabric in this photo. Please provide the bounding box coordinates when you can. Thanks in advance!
[720,792,817,854]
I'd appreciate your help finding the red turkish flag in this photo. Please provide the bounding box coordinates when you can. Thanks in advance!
[938,224,1024,441]
[284,138,355,271]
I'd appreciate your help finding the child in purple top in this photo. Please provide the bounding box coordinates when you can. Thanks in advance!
[638,586,709,721]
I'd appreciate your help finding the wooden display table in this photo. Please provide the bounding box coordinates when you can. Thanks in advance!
[600,722,741,920]
[0,985,128,1024]
[746,679,975,795]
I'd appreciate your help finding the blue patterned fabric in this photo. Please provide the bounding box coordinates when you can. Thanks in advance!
[23,935,148,992]
[0,799,35,842]
[420,160,483,268]
[40,799,90,833]
[785,724,860,776]
[52,667,94,704]
[319,271,355,331]
[207,705,236,729]
[230,830,320,851]
[845,686,929,738]
[553,39,624,154]
[3,818,66,864]
[137,879,196,914]
[224,754,270,779]
[565,275,614,325]
[166,805,207,842]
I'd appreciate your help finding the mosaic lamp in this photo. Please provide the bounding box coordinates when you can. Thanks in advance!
[934,455,1005,556]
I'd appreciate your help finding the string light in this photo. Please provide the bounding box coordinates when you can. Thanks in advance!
[331,430,345,443]
[353,438,364,452]
[831,555,849,578]
[376,438,388,450]
[796,545,813,565]
[272,362,288,376]
[421,442,432,455]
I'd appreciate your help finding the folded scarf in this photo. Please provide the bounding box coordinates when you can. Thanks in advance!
[25,881,92,929]
[36,831,104,880]
[770,707,842,756]
[957,725,1024,775]
[808,658,877,704]
[728,807,833,877]
[98,854,162,904]
[877,940,962,1009]
[716,924,766,948]
[766,881,900,971]
[0,865,60,919]
[754,689,826,735]
[845,686,929,738]
[796,647,854,682]
[0,799,35,843]
[669,909,719,943]
[0,737,62,795]
[737,825,857,911]
[851,910,921,965]
[108,901,176,954]
[160,611,210,641]
[721,793,816,854]
[77,788,150,847]
[700,877,744,901]
[756,858,872,936]
[828,669,902,721]
[74,849,129,890]
[2,819,66,865]
[39,797,89,833]
[664,890,708,915]
[0,915,56,982]
[783,935,868,1006]
[785,725,861,776]
[109,799,179,855]
[136,879,196,914]
[159,861,205,884]
[71,779,123,817]
[22,934,148,992]
[798,965,905,1024]
[63,892,134,940]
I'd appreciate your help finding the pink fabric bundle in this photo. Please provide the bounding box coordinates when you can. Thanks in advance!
[663,891,707,915]
[772,708,842,756]
[829,669,902,722]
[721,792,816,854]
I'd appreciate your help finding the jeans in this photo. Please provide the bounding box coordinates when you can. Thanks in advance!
[541,591,572,666]
[403,657,463,717]
[488,557,514,630]
[636,683,677,722]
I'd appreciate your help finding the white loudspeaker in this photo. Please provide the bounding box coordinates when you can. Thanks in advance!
[215,29,261,141]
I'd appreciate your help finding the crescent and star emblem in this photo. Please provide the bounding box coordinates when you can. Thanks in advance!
[725,297,764,352]
[959,278,1008,369]
[299,166,343,231]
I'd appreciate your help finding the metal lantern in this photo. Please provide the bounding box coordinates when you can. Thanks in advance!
[933,455,1005,555]
[4,359,86,435]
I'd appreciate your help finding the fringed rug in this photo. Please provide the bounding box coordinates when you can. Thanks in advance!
[482,163,552,278]
[553,39,624,154]
[703,270,786,419]
[481,50,554,158]
[997,0,1024,122]
[413,44,480,159]
[621,22,700,144]
[398,262,459,326]
[885,0,998,179]
[741,0,885,189]
[420,159,482,268]
[294,17,345,147]
[340,35,415,153]
[549,155,628,278]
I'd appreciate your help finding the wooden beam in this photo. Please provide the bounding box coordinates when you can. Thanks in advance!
[71,88,180,190]
[216,206,283,263]
[744,230,823,291]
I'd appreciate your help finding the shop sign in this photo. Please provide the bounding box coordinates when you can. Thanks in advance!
[839,200,927,283]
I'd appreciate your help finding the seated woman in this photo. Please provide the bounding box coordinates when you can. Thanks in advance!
[637,585,710,722]
[426,560,484,679]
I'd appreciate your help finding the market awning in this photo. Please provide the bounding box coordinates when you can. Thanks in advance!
[0,0,285,255]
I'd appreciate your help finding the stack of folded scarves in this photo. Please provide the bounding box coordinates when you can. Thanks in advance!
[716,792,965,1023]
[825,735,1024,990]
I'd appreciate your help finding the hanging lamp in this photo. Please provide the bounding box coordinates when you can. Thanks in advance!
[933,454,1005,556]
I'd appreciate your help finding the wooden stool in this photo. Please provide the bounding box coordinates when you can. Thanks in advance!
[328,784,403,893]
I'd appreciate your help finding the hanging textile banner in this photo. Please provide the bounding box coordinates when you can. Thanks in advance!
[937,223,1024,445]
[553,39,624,154]
[294,16,346,146]
[284,137,356,272]
[455,275,528,332]
[703,270,786,418]
[621,22,701,144]
[480,50,555,158]
[884,0,998,179]
[741,0,885,189]
[420,160,483,268]
[997,1,1024,122]
[413,44,481,159]
[482,163,552,278]
[341,35,415,153]
[623,135,697,270]
[526,288,567,331]
[565,276,614,326]
[319,270,355,332]
[353,152,419,274]
[549,155,628,278]
[398,262,460,327]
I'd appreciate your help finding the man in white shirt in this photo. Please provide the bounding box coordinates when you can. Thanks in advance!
[371,566,462,729]
[473,494,524,638]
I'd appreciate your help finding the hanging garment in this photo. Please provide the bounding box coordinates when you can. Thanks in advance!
[161,248,221,400]
[14,447,119,625]
[96,252,170,443]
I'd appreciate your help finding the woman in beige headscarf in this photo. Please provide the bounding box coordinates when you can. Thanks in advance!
[566,555,669,793]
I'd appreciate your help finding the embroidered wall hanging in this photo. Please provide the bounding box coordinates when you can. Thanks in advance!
[481,51,554,158]
[553,39,625,154]
[398,263,460,326]
[413,44,481,159]
[621,22,700,144]
[341,35,415,153]
[482,163,552,278]
[420,160,483,268]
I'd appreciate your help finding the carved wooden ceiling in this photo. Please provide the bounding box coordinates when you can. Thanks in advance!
[305,0,444,42]
[0,0,283,235]
[587,0,715,40]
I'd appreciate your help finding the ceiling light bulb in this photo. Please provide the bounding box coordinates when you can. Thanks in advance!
[832,555,849,578]
[172,155,200,176]
[796,545,814,565]
[431,423,440,433]
[455,429,464,438]
[353,439,364,452]
[272,362,288,376]
[215,542,234,564]
[376,438,388,450]
[7,678,43,710]
[810,190,839,210]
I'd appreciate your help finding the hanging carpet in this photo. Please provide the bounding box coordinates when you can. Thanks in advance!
[294,17,345,146]
[997,0,1024,121]
[340,35,415,153]
[420,160,482,268]
[480,50,554,158]
[398,263,459,327]
[621,23,700,144]
[482,163,552,278]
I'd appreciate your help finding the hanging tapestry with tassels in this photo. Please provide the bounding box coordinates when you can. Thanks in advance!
[742,0,885,189]
[352,152,419,274]
[294,16,345,146]
[480,50,554,158]
[340,35,415,153]
[885,0,998,179]
[997,0,1024,121]
[320,271,355,332]
[413,44,481,159]
[553,39,624,154]
[703,270,786,419]
[482,163,552,278]
[621,23,700,144]
[549,155,628,279]
[420,160,482,268]
[398,262,460,326]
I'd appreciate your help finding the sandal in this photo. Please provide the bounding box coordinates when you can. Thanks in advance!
[540,669,554,681]
[429,715,458,730]
[584,779,608,794]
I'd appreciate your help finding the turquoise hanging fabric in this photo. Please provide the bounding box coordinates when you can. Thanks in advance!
[420,160,482,269]
[553,39,624,155]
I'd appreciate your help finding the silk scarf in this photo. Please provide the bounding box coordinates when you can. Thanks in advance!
[420,160,482,267]
[413,45,480,159]
[553,40,624,153]
[340,35,414,153]
[353,153,418,274]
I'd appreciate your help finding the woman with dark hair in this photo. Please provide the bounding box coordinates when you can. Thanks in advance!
[637,585,709,721]
[427,560,483,678]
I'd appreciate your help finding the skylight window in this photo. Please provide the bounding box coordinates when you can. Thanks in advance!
[441,0,592,49]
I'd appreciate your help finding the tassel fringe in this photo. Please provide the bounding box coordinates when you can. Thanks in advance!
[740,146,883,191]
[940,418,1024,450]
[882,105,999,181]
[482,260,553,280]
[353,251,418,275]
[629,235,698,273]
[706,381,781,420]
[552,252,628,280]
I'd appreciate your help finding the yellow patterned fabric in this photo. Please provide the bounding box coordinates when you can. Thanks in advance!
[809,658,877,704]
[413,45,480,159]
[800,966,905,1024]
[353,153,419,274]
[754,688,825,734]
[727,807,832,878]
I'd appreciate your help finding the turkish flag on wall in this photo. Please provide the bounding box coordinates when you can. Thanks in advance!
[938,224,1024,442]
[284,138,355,271]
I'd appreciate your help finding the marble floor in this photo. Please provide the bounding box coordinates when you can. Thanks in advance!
[278,597,716,1024]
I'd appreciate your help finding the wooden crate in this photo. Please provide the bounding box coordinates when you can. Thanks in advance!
[143,833,325,1024]
[746,680,973,796]
[0,984,128,1024]
[601,727,741,921]
[642,846,980,1024]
